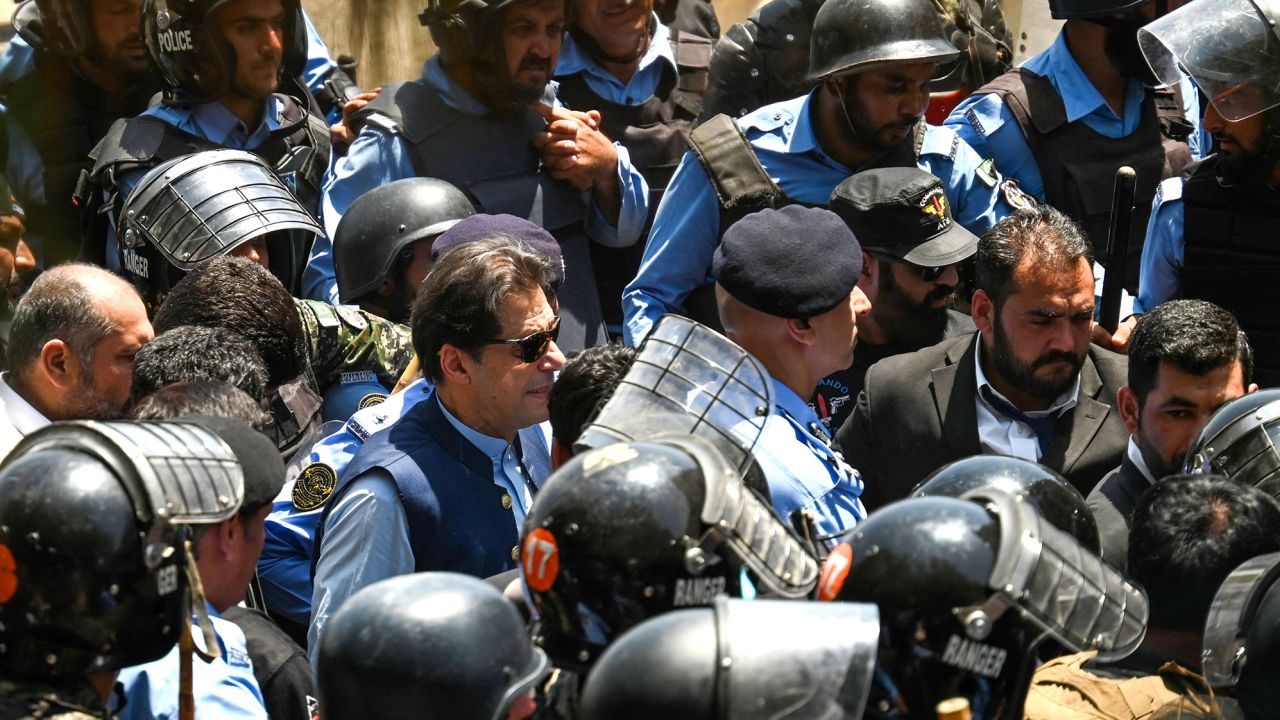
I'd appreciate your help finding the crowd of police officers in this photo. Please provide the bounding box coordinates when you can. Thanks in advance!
[2,0,1280,717]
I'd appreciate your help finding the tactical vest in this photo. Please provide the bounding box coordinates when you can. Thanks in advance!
[311,396,551,579]
[361,81,606,350]
[1181,155,1280,387]
[979,68,1192,292]
[80,93,329,293]
[0,55,159,267]
[555,30,713,328]
[679,113,926,328]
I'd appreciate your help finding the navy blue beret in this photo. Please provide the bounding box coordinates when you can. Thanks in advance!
[432,213,565,289]
[711,205,863,319]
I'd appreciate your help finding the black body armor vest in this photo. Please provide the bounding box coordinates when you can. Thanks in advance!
[361,80,606,350]
[979,68,1191,292]
[555,30,713,329]
[1182,155,1280,386]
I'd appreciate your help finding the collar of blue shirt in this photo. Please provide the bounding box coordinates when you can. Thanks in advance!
[145,95,284,149]
[1023,29,1147,130]
[435,392,515,461]
[771,378,830,440]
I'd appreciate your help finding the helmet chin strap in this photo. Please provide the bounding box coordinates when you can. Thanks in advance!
[830,77,867,146]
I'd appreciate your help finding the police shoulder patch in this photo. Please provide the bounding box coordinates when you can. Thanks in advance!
[357,392,388,410]
[292,462,339,511]
[976,158,998,188]
[1001,179,1036,211]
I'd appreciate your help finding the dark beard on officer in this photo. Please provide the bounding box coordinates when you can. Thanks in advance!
[1103,22,1159,86]
[875,267,950,349]
[991,317,1085,402]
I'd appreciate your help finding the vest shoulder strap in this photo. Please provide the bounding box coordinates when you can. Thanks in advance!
[687,112,780,215]
[981,68,1068,137]
[357,80,456,145]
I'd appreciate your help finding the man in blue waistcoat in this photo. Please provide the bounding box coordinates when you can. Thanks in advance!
[307,236,564,658]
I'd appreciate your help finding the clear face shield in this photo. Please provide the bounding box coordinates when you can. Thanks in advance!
[577,314,775,478]
[1202,551,1280,687]
[13,420,247,662]
[1139,0,1280,121]
[714,597,880,720]
[1183,397,1280,498]
[960,489,1149,662]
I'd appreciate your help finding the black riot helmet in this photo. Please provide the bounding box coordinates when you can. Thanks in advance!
[0,420,245,679]
[419,0,519,65]
[318,572,549,720]
[809,0,960,81]
[334,178,475,307]
[1183,389,1280,500]
[1202,552,1280,720]
[118,149,323,309]
[578,597,881,720]
[913,455,1102,555]
[522,435,820,672]
[819,490,1148,720]
[1048,0,1150,20]
[21,0,90,57]
[141,0,308,100]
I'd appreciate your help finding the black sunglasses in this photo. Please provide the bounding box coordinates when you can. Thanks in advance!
[483,317,561,363]
[867,250,947,282]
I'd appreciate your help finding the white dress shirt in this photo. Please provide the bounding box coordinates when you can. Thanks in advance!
[973,340,1081,461]
[0,372,49,460]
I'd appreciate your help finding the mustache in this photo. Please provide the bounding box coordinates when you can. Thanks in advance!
[518,56,551,72]
[925,284,955,305]
[1032,350,1083,370]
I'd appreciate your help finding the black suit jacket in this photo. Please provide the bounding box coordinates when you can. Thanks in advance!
[1086,452,1153,569]
[836,333,1129,512]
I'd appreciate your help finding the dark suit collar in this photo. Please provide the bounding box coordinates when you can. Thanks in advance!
[1044,350,1111,474]
[931,333,982,458]
[421,392,495,479]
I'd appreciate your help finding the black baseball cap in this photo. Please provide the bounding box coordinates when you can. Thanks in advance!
[828,167,978,268]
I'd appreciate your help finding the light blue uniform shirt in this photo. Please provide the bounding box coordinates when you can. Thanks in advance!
[1134,176,1186,313]
[555,17,676,105]
[622,91,1018,345]
[114,605,267,720]
[753,379,865,539]
[306,393,552,663]
[945,30,1149,202]
[258,379,434,626]
[104,97,287,270]
[304,55,650,304]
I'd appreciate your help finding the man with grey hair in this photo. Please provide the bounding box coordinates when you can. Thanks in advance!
[0,263,153,458]
[307,236,564,658]
[838,206,1129,510]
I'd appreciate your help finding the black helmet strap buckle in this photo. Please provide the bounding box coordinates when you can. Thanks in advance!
[183,537,224,664]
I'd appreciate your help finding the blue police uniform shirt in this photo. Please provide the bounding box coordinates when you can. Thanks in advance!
[621,90,1019,345]
[555,16,675,105]
[307,392,552,663]
[103,96,288,271]
[1134,176,1186,314]
[944,30,1149,203]
[320,369,393,423]
[753,379,865,539]
[304,55,650,304]
[258,378,434,626]
[114,605,267,720]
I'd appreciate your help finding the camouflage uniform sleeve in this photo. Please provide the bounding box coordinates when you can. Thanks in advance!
[294,299,415,392]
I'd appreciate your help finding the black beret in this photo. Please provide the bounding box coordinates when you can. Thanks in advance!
[432,213,565,290]
[711,205,863,319]
[186,415,284,513]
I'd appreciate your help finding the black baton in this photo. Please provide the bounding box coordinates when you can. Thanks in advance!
[1100,166,1136,334]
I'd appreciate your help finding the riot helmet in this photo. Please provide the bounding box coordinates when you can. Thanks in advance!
[334,178,475,308]
[913,455,1102,554]
[809,0,960,81]
[1183,388,1280,500]
[117,149,323,309]
[1140,0,1280,123]
[141,0,308,100]
[577,597,880,719]
[318,572,549,720]
[1048,0,1150,20]
[1202,552,1280,720]
[523,434,820,671]
[820,490,1148,720]
[0,420,245,679]
[21,0,91,57]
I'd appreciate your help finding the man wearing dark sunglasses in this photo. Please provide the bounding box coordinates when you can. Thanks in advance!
[814,167,980,431]
[308,237,564,659]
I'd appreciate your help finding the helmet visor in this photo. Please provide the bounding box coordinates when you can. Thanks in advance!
[719,598,879,719]
[1203,552,1280,687]
[577,315,774,477]
[1184,398,1280,497]
[1139,0,1280,121]
[968,489,1148,662]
